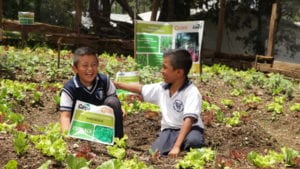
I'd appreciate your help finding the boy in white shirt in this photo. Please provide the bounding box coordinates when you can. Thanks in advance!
[114,49,204,157]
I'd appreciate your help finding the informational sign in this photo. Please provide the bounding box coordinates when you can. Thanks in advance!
[18,12,34,25]
[135,20,204,75]
[68,100,115,145]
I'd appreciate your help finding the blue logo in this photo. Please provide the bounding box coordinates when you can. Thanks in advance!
[173,100,184,112]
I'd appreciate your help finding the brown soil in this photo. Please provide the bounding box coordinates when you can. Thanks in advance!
[0,72,299,169]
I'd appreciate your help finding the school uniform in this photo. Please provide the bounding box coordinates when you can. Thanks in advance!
[141,80,204,155]
[60,73,124,138]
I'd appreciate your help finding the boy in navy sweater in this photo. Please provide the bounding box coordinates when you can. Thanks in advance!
[59,47,124,138]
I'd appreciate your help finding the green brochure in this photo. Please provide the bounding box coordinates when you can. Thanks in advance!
[68,100,115,145]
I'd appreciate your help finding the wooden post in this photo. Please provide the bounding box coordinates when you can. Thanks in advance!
[74,0,83,34]
[0,0,3,41]
[57,37,63,68]
[215,0,226,57]
[266,2,280,58]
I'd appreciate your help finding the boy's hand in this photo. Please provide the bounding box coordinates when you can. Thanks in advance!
[168,146,181,158]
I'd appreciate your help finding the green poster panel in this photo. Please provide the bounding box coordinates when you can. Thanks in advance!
[148,54,163,67]
[136,34,159,53]
[94,126,114,143]
[136,54,148,67]
[136,22,172,34]
[136,54,163,68]
[160,36,172,53]
[69,121,94,140]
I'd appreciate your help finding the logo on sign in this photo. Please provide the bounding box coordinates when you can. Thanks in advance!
[174,25,188,30]
[193,24,201,29]
[78,103,91,111]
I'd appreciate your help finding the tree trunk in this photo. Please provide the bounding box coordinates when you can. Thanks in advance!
[0,0,2,41]
[215,0,226,55]
[74,0,83,34]
[88,0,134,39]
[116,0,142,20]
[254,0,275,55]
[158,0,190,21]
[151,0,161,21]
[89,0,112,37]
[102,0,111,18]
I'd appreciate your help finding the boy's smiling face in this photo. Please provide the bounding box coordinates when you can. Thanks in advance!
[72,54,99,87]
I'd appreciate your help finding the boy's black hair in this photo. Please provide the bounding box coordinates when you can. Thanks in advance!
[163,49,192,76]
[73,47,98,66]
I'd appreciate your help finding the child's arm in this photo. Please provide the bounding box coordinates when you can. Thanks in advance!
[60,111,71,132]
[168,117,195,157]
[114,81,143,94]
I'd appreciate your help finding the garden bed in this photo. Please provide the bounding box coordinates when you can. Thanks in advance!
[0,46,299,168]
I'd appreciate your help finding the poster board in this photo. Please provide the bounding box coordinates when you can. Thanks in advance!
[135,20,204,75]
[68,100,115,145]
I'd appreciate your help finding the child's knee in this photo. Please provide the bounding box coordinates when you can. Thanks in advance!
[103,96,121,108]
[184,134,204,149]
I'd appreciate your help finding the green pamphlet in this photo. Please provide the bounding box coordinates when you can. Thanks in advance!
[68,100,115,145]
[115,71,139,95]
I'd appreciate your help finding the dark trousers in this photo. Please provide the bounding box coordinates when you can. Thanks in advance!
[103,96,124,138]
[151,126,204,156]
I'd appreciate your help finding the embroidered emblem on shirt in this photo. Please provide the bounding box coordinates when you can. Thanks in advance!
[96,88,104,101]
[173,100,184,112]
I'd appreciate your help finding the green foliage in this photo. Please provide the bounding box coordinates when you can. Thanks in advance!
[103,135,153,169]
[263,73,293,96]
[224,111,248,127]
[281,147,300,167]
[107,135,128,159]
[247,147,300,168]
[29,123,67,161]
[97,155,153,169]
[96,159,122,169]
[0,46,72,82]
[4,160,18,169]
[242,94,262,104]
[120,155,154,169]
[238,68,266,89]
[247,150,283,168]
[38,160,52,169]
[13,131,28,156]
[66,155,91,169]
[290,103,300,112]
[202,101,220,112]
[221,99,234,108]
[176,148,215,169]
[138,65,161,84]
[230,88,245,96]
[100,54,137,77]
[215,110,225,123]
[266,96,286,120]
[53,91,61,106]
[118,94,159,115]
[0,123,17,133]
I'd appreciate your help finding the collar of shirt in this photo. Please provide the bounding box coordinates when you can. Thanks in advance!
[73,74,98,88]
[162,78,192,92]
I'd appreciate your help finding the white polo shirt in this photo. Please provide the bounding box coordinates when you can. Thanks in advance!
[141,81,204,131]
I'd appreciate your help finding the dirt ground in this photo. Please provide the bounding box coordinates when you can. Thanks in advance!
[0,71,300,169]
